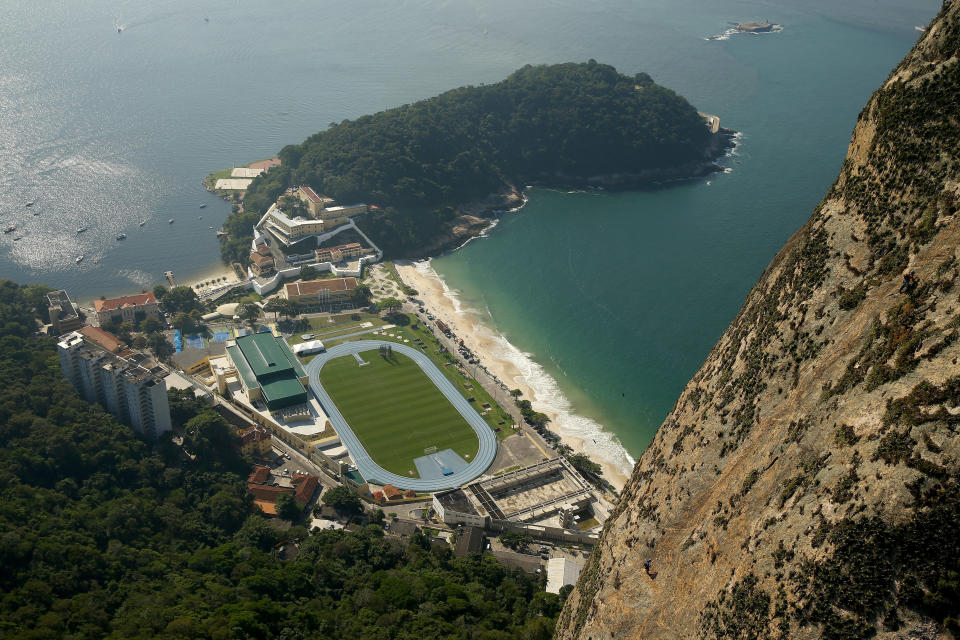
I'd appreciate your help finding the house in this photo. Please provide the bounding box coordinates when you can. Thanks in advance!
[94,292,161,326]
[315,242,364,264]
[283,277,357,306]
[47,290,83,335]
[248,484,294,516]
[248,465,272,484]
[78,326,126,353]
[296,186,335,216]
[387,520,419,538]
[291,473,319,507]
[241,429,272,458]
[382,484,403,501]
[248,250,275,276]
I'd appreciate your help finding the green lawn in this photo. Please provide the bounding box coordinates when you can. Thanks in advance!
[317,350,480,478]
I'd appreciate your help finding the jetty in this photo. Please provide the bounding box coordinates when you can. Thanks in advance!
[164,270,177,287]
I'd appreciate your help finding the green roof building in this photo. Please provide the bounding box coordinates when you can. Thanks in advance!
[226,333,309,411]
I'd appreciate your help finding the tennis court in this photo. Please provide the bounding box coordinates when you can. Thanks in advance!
[185,334,205,349]
[213,331,231,342]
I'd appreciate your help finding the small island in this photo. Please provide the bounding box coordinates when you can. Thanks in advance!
[736,21,776,33]
[218,61,734,264]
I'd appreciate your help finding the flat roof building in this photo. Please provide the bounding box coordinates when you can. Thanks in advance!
[225,333,308,411]
[546,557,583,594]
[57,331,172,441]
[47,290,83,335]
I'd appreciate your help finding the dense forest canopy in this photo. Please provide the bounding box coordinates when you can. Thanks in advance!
[0,279,561,639]
[224,61,713,260]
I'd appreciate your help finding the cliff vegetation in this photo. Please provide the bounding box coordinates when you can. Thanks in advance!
[558,3,960,639]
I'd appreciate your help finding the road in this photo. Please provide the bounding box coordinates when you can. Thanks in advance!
[305,340,498,491]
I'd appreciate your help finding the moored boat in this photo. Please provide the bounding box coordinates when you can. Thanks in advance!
[76,226,88,233]
[76,255,84,263]
[116,233,127,240]
[4,225,15,234]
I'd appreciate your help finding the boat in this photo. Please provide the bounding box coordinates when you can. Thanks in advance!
[13,236,22,241]
[76,226,88,233]
[76,255,84,263]
[168,218,174,224]
[216,230,227,237]
[199,203,207,208]
[139,220,146,226]
[3,225,15,233]
[208,226,213,229]
[33,211,40,216]
[116,233,127,240]
[25,201,35,207]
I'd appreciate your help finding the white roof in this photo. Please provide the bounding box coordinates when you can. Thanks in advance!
[214,178,254,190]
[293,340,325,354]
[231,167,264,178]
[546,557,583,594]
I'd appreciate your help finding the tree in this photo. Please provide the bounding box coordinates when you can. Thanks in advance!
[378,297,403,314]
[300,265,321,281]
[153,284,168,299]
[500,531,531,552]
[182,410,232,465]
[275,493,301,521]
[566,453,602,480]
[140,317,163,334]
[353,282,371,303]
[171,312,192,332]
[161,286,200,313]
[322,486,362,514]
[263,298,283,320]
[238,302,260,326]
[148,333,173,359]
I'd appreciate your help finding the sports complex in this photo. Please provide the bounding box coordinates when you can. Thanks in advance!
[305,340,498,492]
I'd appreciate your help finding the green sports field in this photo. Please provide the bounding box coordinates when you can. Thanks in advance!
[316,350,479,477]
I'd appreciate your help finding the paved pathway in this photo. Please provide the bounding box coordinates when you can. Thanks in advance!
[305,339,497,491]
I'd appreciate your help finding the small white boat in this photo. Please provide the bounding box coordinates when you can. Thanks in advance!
[76,255,84,263]
[168,218,174,224]
[76,226,88,234]
[116,233,127,240]
[139,220,146,227]
[25,201,35,207]
[199,203,207,208]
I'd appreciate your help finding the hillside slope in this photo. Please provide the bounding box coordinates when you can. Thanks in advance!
[558,4,960,639]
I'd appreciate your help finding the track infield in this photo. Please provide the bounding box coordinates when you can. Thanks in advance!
[316,349,480,477]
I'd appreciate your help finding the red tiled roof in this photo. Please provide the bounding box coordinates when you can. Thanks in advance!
[78,326,125,352]
[248,484,293,501]
[248,465,271,484]
[94,292,157,312]
[241,428,271,445]
[292,473,319,506]
[254,500,278,515]
[382,484,402,499]
[249,252,275,266]
[298,185,323,204]
[284,277,357,297]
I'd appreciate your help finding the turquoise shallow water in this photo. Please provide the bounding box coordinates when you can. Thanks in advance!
[432,4,939,461]
[0,0,939,465]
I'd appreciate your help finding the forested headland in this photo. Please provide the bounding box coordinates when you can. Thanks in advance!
[0,279,561,639]
[222,61,725,262]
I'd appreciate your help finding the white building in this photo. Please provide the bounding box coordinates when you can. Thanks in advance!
[546,557,583,594]
[292,340,325,356]
[58,331,172,441]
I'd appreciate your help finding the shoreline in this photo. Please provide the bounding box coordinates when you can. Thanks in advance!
[396,259,636,490]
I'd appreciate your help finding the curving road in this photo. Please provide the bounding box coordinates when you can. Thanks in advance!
[305,340,497,491]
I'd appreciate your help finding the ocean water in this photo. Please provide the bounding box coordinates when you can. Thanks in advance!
[0,0,939,462]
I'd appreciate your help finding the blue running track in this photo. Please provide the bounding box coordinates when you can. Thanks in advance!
[305,340,497,491]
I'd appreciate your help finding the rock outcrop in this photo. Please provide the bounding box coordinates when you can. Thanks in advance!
[558,3,960,639]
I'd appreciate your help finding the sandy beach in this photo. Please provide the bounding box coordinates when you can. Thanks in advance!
[396,260,635,490]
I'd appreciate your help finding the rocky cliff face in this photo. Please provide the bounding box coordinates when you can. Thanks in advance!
[557,4,960,639]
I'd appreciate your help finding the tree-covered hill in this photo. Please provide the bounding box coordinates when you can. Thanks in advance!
[224,61,717,260]
[0,279,561,639]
